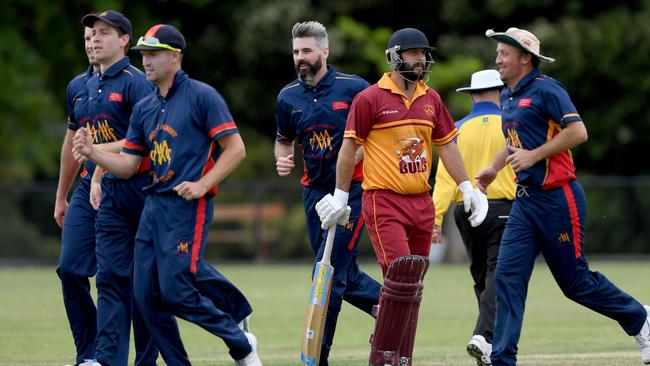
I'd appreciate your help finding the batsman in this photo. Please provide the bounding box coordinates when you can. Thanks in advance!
[316,28,488,366]
[274,21,382,366]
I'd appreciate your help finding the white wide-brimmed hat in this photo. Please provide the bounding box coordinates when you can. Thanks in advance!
[485,27,555,63]
[456,69,504,93]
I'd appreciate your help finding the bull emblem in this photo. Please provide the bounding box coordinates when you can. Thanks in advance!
[397,138,428,174]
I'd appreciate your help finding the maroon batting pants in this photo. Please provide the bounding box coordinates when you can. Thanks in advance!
[362,189,435,274]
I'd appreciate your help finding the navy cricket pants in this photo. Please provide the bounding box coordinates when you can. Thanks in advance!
[94,174,158,366]
[57,180,97,364]
[133,194,253,365]
[491,180,647,366]
[303,182,382,366]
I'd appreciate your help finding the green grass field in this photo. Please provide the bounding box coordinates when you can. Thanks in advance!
[0,261,648,365]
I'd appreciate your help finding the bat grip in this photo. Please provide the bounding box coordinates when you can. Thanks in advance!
[321,225,336,266]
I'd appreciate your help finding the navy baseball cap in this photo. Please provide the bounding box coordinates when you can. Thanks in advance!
[82,10,132,36]
[131,24,186,53]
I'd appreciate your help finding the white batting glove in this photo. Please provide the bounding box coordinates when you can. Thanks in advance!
[458,180,488,227]
[315,189,351,229]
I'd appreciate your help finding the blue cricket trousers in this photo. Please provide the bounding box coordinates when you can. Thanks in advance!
[94,173,158,366]
[133,194,253,365]
[303,182,382,366]
[491,180,647,366]
[57,180,97,364]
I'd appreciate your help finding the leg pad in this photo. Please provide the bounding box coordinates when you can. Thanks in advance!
[368,256,428,366]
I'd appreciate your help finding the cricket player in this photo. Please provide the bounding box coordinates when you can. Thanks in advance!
[476,27,650,365]
[54,25,99,366]
[274,21,381,365]
[316,27,488,366]
[76,10,158,366]
[73,24,261,366]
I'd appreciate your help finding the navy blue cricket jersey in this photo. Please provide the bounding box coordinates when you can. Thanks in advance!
[275,66,367,188]
[66,64,96,181]
[84,57,154,180]
[123,70,239,195]
[500,68,583,189]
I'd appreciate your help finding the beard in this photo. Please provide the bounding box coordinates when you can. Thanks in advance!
[295,57,323,83]
[399,61,427,82]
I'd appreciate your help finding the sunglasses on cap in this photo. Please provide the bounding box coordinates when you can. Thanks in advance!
[135,36,182,52]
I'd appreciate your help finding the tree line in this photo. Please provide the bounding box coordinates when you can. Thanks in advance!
[1,0,649,182]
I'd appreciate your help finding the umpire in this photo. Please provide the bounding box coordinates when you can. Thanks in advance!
[432,69,515,366]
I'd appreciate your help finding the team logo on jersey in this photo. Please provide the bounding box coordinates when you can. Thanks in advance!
[423,104,434,117]
[108,92,123,102]
[149,124,177,169]
[87,118,118,143]
[176,241,190,255]
[309,130,333,152]
[518,98,533,107]
[397,138,428,174]
[151,140,172,165]
[505,128,523,149]
[332,101,349,110]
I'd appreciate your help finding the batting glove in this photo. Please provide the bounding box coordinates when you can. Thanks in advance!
[458,181,488,227]
[315,189,351,229]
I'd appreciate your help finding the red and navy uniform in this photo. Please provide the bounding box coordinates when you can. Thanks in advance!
[85,56,158,366]
[123,70,253,365]
[275,65,381,364]
[500,68,581,189]
[57,64,98,364]
[492,69,647,366]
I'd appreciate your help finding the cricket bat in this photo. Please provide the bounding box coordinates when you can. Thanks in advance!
[300,225,336,366]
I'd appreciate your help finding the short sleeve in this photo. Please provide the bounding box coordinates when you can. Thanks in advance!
[344,93,374,144]
[203,89,238,141]
[541,82,582,128]
[123,105,148,157]
[431,92,459,145]
[275,97,295,142]
[65,82,77,130]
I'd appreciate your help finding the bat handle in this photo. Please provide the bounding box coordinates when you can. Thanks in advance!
[321,225,336,266]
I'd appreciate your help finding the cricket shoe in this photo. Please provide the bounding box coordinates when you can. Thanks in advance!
[634,305,650,364]
[235,332,262,366]
[467,334,492,366]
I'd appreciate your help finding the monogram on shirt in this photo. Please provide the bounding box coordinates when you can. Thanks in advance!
[176,241,190,255]
[148,123,177,184]
[85,117,118,143]
[505,128,523,149]
[305,123,336,159]
[503,120,523,149]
